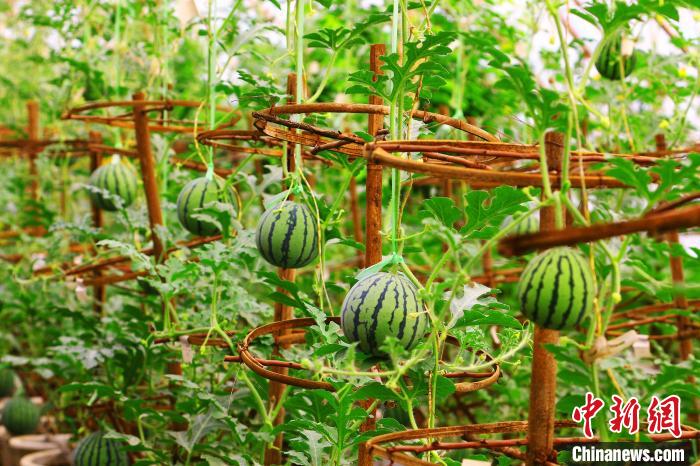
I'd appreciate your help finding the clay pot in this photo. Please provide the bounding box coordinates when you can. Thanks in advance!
[8,434,71,466]
[20,448,70,466]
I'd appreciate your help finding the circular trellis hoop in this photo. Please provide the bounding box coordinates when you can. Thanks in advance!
[0,138,90,157]
[63,98,240,134]
[152,330,238,349]
[251,103,498,159]
[195,128,331,165]
[366,140,633,188]
[607,299,700,341]
[233,316,500,394]
[358,420,700,466]
[498,195,700,257]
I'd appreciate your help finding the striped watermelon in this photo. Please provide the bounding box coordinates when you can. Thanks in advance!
[176,175,235,236]
[1,397,40,436]
[89,158,138,211]
[73,431,129,466]
[516,247,594,330]
[255,201,319,269]
[506,213,539,236]
[0,367,15,397]
[341,272,428,356]
[595,32,637,81]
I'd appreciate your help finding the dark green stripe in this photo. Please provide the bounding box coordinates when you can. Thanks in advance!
[530,254,556,323]
[557,255,577,329]
[367,275,392,351]
[196,179,211,236]
[181,182,198,233]
[543,254,564,328]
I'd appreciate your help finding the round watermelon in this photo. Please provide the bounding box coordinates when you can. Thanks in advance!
[595,32,637,81]
[1,397,40,436]
[89,159,138,211]
[0,367,15,397]
[341,272,428,356]
[517,247,594,330]
[255,201,319,269]
[73,431,130,466]
[176,175,235,236]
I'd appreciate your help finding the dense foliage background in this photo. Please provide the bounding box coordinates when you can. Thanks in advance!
[0,0,698,464]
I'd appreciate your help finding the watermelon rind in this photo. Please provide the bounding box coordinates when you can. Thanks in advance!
[341,272,429,356]
[516,247,594,330]
[255,201,319,269]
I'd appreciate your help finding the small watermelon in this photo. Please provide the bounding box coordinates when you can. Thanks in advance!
[516,247,594,330]
[383,403,411,427]
[506,213,539,236]
[89,158,138,211]
[1,397,40,436]
[595,32,637,81]
[341,272,428,356]
[176,175,235,236]
[255,201,319,269]
[73,431,130,466]
[0,367,15,397]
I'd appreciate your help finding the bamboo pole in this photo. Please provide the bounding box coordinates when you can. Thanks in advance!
[526,132,563,466]
[89,131,106,314]
[265,73,300,466]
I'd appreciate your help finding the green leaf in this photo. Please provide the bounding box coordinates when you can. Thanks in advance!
[421,197,462,228]
[461,186,529,239]
[352,382,397,402]
[457,308,522,329]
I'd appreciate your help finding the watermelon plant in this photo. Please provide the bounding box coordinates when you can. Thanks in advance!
[0,0,698,465]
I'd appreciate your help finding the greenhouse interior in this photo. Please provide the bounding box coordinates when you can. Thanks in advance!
[0,0,699,465]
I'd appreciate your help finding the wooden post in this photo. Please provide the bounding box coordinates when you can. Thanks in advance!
[26,101,40,203]
[526,131,563,466]
[365,43,386,268]
[132,92,165,261]
[265,73,300,466]
[356,43,387,435]
[132,93,183,449]
[654,133,667,153]
[89,131,106,314]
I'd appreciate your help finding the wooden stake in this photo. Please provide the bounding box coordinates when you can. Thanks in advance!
[655,132,698,423]
[132,93,183,447]
[526,132,563,466]
[26,101,40,203]
[132,92,165,261]
[89,131,106,314]
[265,73,300,466]
[357,43,387,435]
[364,43,386,268]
